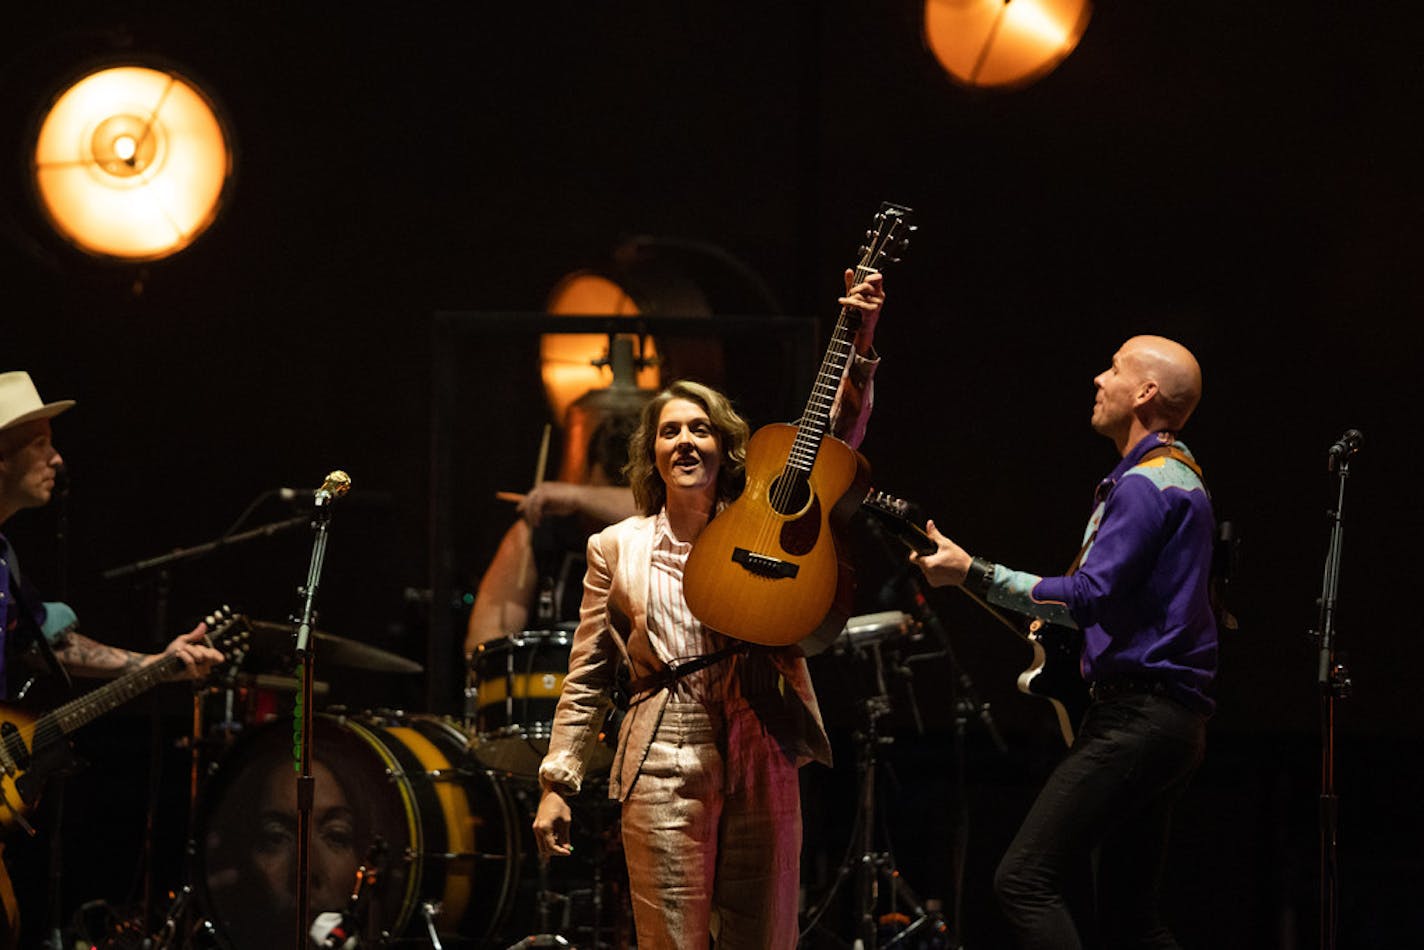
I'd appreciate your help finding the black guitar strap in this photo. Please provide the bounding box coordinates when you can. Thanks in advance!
[614,641,751,710]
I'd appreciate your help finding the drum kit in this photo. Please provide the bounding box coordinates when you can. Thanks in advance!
[131,621,630,950]
[126,604,949,950]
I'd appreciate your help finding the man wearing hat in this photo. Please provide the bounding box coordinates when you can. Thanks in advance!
[0,370,224,947]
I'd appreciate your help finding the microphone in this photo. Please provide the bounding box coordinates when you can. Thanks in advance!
[314,470,352,507]
[1327,429,1363,470]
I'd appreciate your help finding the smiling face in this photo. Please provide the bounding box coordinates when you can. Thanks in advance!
[653,397,722,500]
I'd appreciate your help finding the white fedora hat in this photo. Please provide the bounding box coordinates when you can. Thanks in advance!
[0,371,75,433]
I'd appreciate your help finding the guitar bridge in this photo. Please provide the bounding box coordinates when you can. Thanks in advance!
[731,547,799,579]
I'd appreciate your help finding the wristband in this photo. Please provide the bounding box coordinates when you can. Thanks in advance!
[966,556,996,594]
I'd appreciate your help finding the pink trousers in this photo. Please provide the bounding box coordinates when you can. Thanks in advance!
[619,700,802,949]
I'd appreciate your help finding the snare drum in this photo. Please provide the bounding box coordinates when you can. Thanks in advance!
[468,628,614,777]
[195,711,517,947]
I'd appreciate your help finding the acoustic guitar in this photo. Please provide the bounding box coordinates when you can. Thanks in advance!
[861,490,1089,747]
[683,202,913,651]
[0,607,249,834]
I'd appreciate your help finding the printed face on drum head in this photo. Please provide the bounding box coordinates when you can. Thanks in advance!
[252,758,359,917]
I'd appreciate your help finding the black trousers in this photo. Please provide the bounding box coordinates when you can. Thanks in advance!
[995,692,1206,949]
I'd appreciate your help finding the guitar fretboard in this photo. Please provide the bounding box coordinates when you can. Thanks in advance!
[790,261,878,473]
[32,651,189,750]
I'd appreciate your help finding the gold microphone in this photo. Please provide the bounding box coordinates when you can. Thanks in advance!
[314,470,352,505]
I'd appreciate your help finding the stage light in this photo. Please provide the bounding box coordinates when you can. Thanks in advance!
[31,63,233,261]
[924,0,1092,90]
[539,272,662,431]
[538,238,770,480]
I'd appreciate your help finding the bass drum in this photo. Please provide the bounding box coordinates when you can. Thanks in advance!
[195,712,517,948]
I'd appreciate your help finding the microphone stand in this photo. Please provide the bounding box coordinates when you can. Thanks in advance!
[99,510,309,938]
[293,472,350,950]
[1314,439,1358,950]
[100,514,310,581]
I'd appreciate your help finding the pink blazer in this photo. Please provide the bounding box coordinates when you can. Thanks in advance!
[538,514,833,800]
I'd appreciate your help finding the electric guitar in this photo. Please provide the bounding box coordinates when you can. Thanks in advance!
[683,202,913,652]
[0,607,250,834]
[861,490,1090,747]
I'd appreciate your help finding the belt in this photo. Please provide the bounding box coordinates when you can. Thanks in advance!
[1088,676,1172,702]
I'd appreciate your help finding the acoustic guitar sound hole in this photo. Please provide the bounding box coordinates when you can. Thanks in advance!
[767,473,812,517]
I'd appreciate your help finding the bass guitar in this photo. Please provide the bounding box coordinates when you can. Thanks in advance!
[683,202,913,652]
[0,607,249,834]
[861,490,1089,747]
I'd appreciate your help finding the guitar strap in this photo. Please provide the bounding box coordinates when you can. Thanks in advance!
[1066,443,1207,576]
[614,641,751,710]
[1139,444,1205,480]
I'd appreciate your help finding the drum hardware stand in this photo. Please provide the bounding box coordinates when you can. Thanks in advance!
[854,640,944,950]
[292,470,352,950]
[903,573,1006,950]
[800,634,945,950]
[1311,429,1361,950]
[855,516,1006,949]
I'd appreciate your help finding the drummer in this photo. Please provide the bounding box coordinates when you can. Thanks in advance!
[464,413,640,652]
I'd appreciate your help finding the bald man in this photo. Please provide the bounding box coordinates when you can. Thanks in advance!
[913,336,1216,949]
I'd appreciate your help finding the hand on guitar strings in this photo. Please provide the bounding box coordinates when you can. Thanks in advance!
[909,519,973,588]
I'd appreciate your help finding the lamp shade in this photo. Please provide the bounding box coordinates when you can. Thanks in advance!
[925,0,1092,89]
[541,272,661,426]
[32,64,232,261]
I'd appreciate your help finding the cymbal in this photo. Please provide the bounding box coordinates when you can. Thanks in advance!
[245,621,424,675]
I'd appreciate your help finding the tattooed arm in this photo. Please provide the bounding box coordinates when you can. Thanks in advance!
[51,631,144,677]
[51,622,221,681]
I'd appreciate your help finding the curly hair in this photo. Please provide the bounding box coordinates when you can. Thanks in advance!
[624,380,750,515]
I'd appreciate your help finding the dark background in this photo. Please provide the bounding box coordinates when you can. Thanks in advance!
[2,2,1421,947]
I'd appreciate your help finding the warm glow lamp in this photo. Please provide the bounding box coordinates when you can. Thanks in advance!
[924,0,1092,89]
[540,272,661,427]
[31,63,233,261]
[538,237,762,453]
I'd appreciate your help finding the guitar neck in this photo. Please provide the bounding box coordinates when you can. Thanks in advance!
[794,262,876,468]
[38,652,186,739]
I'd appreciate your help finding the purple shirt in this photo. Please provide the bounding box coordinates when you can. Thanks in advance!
[988,432,1218,715]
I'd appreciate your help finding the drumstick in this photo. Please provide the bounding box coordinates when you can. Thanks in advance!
[533,423,551,487]
[517,424,552,591]
[495,491,526,503]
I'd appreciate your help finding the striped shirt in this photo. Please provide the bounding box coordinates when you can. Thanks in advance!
[647,510,777,702]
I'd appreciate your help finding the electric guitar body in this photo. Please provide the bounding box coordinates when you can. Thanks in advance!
[0,608,248,834]
[683,201,913,650]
